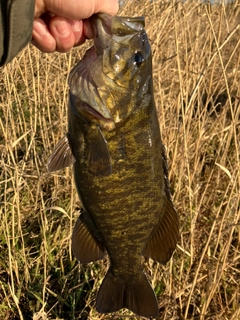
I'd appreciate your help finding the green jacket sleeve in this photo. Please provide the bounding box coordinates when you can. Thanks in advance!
[0,0,35,66]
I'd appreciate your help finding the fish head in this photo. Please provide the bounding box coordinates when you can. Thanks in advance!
[69,14,152,130]
[92,14,152,124]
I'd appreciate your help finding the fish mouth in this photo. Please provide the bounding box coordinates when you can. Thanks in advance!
[69,14,145,130]
[92,14,145,52]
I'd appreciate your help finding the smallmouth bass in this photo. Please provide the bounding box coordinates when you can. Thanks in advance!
[48,13,179,318]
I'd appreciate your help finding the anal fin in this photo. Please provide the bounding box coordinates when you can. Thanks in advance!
[143,195,179,264]
[72,210,106,263]
[47,134,75,172]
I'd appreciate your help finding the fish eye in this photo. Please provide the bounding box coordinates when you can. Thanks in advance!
[134,52,144,66]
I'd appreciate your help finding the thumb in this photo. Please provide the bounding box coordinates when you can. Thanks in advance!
[35,0,119,20]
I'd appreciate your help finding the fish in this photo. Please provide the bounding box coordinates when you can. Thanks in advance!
[47,13,179,319]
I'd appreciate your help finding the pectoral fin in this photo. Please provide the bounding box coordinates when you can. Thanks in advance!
[47,134,75,172]
[85,126,112,176]
[143,195,179,264]
[72,210,106,263]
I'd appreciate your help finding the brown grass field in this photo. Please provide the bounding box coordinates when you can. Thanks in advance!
[0,0,240,319]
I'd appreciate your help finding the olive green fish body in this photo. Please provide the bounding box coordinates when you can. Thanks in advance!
[70,93,163,263]
[48,14,179,319]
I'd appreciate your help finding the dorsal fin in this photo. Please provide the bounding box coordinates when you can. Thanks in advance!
[143,195,179,264]
[143,143,179,264]
[47,134,75,172]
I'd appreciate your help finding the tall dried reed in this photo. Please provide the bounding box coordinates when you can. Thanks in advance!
[0,1,239,319]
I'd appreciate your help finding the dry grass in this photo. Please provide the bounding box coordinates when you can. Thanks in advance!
[0,0,240,319]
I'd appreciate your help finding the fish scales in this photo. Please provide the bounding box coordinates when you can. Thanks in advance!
[48,13,179,319]
[70,100,162,253]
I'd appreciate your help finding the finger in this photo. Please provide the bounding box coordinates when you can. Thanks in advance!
[69,20,87,46]
[36,0,119,20]
[49,16,76,52]
[32,18,56,52]
[83,19,94,40]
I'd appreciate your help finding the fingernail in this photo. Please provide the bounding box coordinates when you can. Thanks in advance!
[55,20,70,38]
[70,20,82,32]
[34,20,47,36]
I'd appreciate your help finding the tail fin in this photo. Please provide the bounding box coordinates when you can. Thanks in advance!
[96,269,159,318]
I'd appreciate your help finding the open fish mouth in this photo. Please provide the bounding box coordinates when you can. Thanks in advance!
[68,13,146,130]
[92,14,145,53]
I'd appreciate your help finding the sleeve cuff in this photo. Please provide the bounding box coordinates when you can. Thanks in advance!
[0,0,35,66]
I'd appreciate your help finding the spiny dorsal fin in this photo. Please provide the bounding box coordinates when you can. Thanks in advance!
[143,195,179,264]
[47,134,75,172]
[72,210,106,263]
[85,126,112,176]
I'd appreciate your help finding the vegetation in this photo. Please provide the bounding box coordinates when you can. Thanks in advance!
[0,0,239,319]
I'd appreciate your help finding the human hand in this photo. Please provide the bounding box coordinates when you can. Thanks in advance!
[33,0,119,53]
